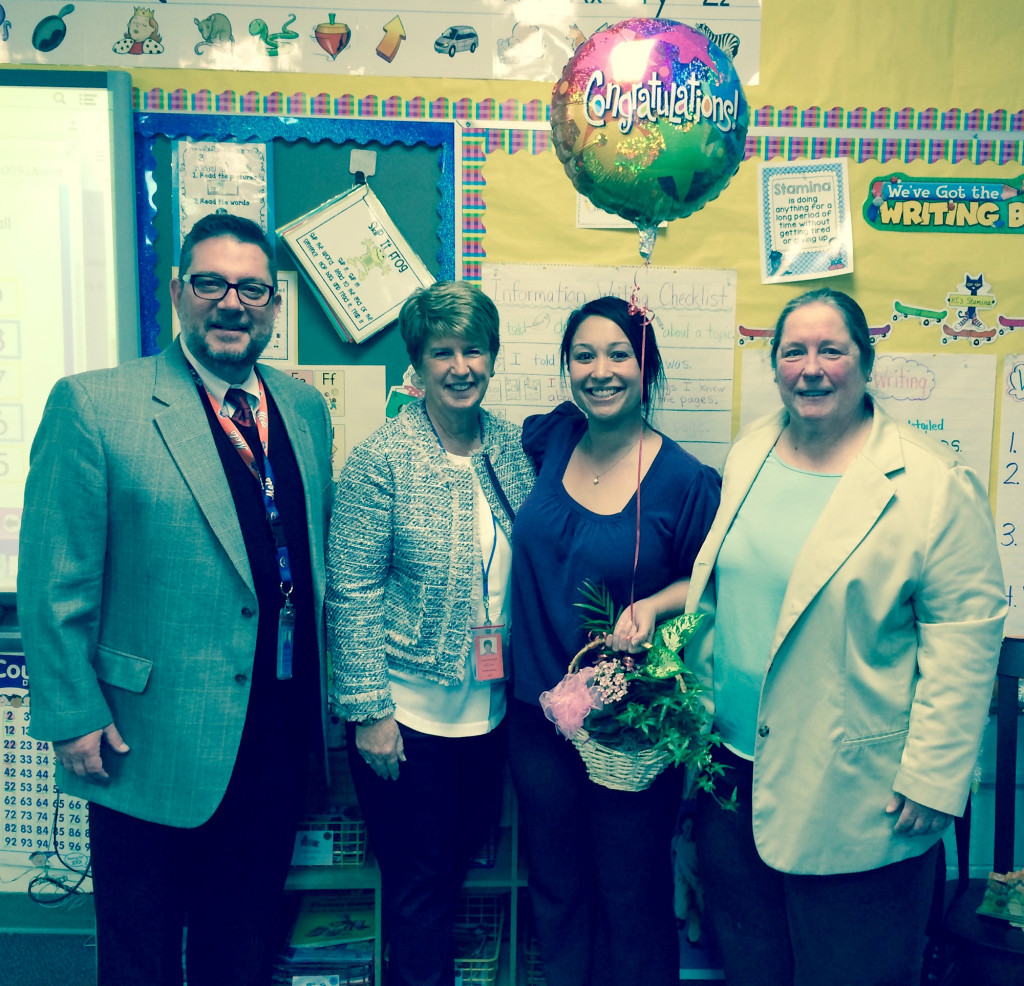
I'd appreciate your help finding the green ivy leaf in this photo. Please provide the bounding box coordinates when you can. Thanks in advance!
[641,645,686,679]
[654,612,705,653]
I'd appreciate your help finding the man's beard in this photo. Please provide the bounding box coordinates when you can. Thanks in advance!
[193,333,267,370]
[182,315,271,374]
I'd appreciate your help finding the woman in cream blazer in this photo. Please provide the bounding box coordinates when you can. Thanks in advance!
[685,288,1005,986]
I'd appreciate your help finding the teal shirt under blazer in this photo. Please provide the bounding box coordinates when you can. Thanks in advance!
[685,400,1007,875]
[17,339,335,827]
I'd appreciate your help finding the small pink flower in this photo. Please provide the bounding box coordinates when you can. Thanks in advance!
[539,667,605,738]
[593,659,628,702]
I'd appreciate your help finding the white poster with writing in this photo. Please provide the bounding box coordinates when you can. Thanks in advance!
[758,159,854,284]
[995,355,1024,635]
[1,655,91,880]
[480,263,736,469]
[289,364,386,476]
[174,141,271,257]
[740,349,996,487]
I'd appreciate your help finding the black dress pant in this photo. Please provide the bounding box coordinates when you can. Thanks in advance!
[89,724,309,986]
[348,720,506,986]
[694,747,939,986]
[508,699,683,986]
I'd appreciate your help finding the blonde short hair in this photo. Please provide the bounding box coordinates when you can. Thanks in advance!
[399,281,500,368]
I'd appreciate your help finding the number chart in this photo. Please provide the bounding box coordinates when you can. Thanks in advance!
[996,354,1024,636]
[0,652,90,871]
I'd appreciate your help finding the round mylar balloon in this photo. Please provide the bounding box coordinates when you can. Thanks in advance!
[551,18,749,259]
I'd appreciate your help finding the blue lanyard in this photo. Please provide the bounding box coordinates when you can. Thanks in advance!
[481,510,497,624]
[259,454,294,590]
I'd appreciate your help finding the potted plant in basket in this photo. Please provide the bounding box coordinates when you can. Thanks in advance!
[539,580,734,801]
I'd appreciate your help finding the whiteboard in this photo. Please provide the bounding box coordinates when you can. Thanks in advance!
[0,69,139,595]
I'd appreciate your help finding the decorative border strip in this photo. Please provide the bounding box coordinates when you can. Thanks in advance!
[472,127,1023,163]
[744,135,1023,164]
[462,130,487,282]
[134,87,550,122]
[752,107,1024,131]
[132,87,1024,134]
[482,129,552,155]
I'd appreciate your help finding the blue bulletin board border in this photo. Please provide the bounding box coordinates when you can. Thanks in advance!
[133,113,457,356]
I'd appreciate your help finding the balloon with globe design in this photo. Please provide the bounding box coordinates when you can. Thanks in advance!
[551,18,749,260]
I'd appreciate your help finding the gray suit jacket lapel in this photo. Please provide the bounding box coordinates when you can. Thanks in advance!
[263,369,326,606]
[151,342,254,592]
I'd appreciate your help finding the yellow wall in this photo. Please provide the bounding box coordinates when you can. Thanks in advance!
[27,1,1024,379]
[113,0,1023,330]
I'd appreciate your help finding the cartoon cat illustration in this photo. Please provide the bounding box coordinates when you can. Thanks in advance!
[961,273,985,327]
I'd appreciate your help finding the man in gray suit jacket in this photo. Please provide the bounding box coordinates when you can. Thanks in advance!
[17,214,334,986]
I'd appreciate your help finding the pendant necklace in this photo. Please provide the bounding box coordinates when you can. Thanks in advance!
[585,433,642,485]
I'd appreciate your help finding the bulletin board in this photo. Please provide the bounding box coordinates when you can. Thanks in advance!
[134,110,457,386]
[5,1,1020,605]
[126,75,1024,454]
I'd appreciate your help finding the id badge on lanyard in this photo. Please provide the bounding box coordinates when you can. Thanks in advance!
[201,375,296,681]
[277,596,295,680]
[473,510,506,681]
[472,623,506,682]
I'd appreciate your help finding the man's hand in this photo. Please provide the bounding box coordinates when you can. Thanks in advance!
[885,793,952,836]
[53,723,129,781]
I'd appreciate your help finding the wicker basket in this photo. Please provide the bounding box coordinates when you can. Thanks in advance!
[565,639,674,792]
[571,727,672,792]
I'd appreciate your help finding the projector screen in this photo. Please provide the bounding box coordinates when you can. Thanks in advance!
[0,68,139,595]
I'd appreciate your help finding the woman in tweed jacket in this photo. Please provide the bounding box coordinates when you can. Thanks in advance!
[326,281,534,986]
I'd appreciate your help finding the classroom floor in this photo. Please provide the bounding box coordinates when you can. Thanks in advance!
[0,893,95,986]
[0,930,95,986]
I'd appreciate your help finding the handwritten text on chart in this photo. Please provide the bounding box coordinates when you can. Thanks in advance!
[480,264,737,468]
[992,355,1024,633]
[739,351,995,483]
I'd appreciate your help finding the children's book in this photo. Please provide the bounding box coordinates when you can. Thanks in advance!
[290,892,376,949]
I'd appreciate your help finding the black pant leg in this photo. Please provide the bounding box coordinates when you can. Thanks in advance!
[89,802,190,986]
[348,722,505,986]
[509,699,597,986]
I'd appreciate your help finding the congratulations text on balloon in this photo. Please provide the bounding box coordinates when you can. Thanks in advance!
[583,70,743,136]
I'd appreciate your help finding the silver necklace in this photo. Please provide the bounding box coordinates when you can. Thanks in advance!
[583,434,642,485]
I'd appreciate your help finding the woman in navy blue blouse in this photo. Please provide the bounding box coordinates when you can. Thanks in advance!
[509,297,721,986]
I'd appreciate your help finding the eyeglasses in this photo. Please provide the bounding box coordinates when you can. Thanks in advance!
[181,274,276,307]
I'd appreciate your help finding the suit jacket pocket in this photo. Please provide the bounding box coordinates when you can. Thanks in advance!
[94,645,154,693]
[838,726,909,749]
